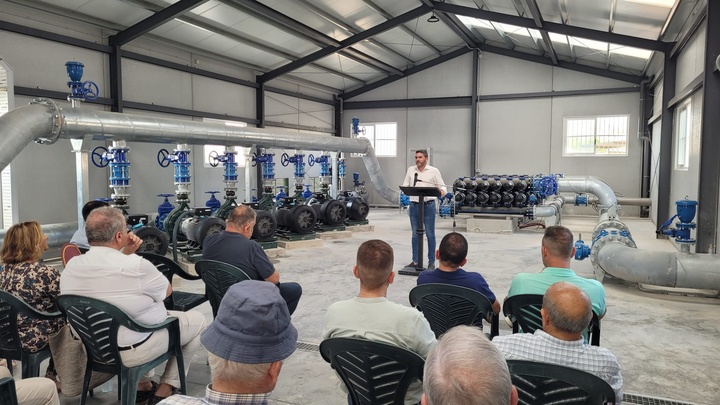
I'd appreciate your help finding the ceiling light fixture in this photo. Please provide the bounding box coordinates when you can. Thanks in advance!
[427,12,439,23]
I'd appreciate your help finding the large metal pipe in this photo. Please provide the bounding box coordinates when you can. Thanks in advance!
[558,176,618,222]
[0,100,400,203]
[561,195,652,206]
[597,243,720,289]
[0,222,77,251]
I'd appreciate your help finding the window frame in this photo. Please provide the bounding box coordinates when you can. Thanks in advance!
[562,114,630,157]
[674,99,692,171]
[351,122,398,157]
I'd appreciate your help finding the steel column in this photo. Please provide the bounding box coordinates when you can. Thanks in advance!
[471,48,479,175]
[255,81,265,202]
[695,0,720,252]
[109,44,123,112]
[657,51,676,238]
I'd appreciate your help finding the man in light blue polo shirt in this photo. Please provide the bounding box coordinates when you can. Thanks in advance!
[506,225,606,317]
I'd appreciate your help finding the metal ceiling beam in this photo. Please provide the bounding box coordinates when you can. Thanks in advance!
[111,0,207,45]
[119,0,361,86]
[471,0,516,49]
[222,0,402,75]
[477,42,644,84]
[294,0,415,64]
[0,20,111,53]
[419,0,480,48]
[342,47,472,100]
[259,6,429,84]
[361,0,442,55]
[433,1,668,52]
[523,0,558,64]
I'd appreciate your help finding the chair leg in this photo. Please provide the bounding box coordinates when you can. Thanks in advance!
[5,358,12,376]
[79,363,93,405]
[121,369,141,405]
[176,349,187,395]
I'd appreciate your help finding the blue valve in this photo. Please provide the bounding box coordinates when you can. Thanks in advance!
[205,191,221,213]
[65,61,99,100]
[155,194,174,231]
[574,238,591,261]
[302,185,313,199]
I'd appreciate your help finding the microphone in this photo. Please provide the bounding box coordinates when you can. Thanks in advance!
[413,173,418,187]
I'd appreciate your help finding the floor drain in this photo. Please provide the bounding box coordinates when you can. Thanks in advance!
[296,341,320,352]
[624,393,699,405]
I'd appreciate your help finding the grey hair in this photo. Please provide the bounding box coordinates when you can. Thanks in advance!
[208,352,271,383]
[86,207,125,245]
[424,326,513,405]
[227,205,257,228]
[543,282,592,334]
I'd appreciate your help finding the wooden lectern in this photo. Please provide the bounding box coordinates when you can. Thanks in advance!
[399,185,442,276]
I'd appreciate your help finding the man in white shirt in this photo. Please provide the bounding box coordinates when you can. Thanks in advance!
[61,207,206,405]
[402,149,446,270]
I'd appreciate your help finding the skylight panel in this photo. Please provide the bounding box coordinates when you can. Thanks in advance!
[610,45,653,59]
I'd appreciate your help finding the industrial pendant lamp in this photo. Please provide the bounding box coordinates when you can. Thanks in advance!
[427,12,439,23]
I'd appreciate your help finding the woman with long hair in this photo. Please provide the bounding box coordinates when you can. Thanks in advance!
[0,221,65,390]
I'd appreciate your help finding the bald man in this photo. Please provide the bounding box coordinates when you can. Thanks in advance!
[494,282,622,402]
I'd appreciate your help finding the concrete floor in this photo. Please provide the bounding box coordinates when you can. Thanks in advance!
[48,208,719,404]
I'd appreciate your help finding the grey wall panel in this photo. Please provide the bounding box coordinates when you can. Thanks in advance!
[266,92,300,126]
[676,22,706,93]
[408,54,473,99]
[298,99,333,130]
[122,59,193,109]
[549,93,641,216]
[349,78,408,102]
[191,76,254,118]
[0,31,107,96]
[476,98,552,175]
[478,53,552,94]
[551,68,631,91]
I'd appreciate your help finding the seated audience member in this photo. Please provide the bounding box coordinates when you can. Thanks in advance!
[60,207,207,405]
[322,240,436,405]
[0,365,60,405]
[417,232,501,321]
[422,325,518,405]
[70,200,109,250]
[0,221,65,389]
[202,205,302,315]
[493,282,623,402]
[506,225,606,317]
[159,281,297,405]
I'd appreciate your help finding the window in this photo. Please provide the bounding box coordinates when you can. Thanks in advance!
[352,122,397,157]
[202,118,249,168]
[563,115,629,156]
[675,101,691,170]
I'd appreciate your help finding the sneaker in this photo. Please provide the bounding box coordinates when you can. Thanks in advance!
[405,261,417,268]
[427,262,435,270]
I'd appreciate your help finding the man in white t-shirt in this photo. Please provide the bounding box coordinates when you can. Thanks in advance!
[61,207,206,405]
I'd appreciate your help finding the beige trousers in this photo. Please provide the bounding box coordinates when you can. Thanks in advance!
[0,366,60,405]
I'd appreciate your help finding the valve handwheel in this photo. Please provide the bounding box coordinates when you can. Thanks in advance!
[251,152,259,167]
[91,146,109,168]
[82,81,99,100]
[280,152,291,167]
[157,149,171,167]
[308,154,316,166]
[208,150,220,167]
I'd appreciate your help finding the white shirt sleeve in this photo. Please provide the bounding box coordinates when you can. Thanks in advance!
[138,258,170,303]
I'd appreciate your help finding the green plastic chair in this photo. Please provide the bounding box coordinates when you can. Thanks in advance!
[319,337,425,405]
[193,259,252,318]
[0,377,18,405]
[137,252,208,312]
[502,294,601,345]
[57,295,186,405]
[0,290,63,378]
[409,283,499,338]
[507,360,615,404]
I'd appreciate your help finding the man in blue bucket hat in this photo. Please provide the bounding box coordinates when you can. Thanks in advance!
[159,280,298,405]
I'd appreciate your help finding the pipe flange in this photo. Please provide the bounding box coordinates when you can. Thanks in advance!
[30,98,64,145]
[589,229,637,282]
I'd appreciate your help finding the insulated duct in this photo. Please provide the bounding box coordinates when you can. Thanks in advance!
[0,100,399,203]
[0,222,77,251]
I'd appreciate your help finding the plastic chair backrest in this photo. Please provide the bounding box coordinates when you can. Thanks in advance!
[0,290,62,377]
[194,260,251,317]
[319,337,425,405]
[502,294,601,345]
[0,377,18,405]
[409,283,499,338]
[137,252,205,311]
[507,360,616,404]
[61,243,83,267]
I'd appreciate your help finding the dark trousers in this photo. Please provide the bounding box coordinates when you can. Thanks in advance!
[278,282,302,315]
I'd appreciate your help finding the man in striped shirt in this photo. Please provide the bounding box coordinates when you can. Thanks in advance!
[493,282,623,403]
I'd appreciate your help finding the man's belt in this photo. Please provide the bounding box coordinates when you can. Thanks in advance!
[118,332,153,351]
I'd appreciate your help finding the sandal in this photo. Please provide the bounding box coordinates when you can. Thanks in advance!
[136,381,158,404]
[147,388,179,405]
